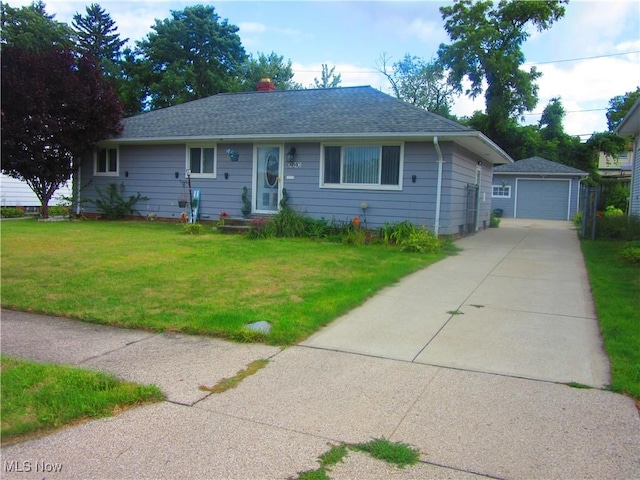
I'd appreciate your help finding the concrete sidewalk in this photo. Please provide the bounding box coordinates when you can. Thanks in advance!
[2,220,639,479]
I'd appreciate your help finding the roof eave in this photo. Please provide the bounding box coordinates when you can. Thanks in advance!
[616,98,640,135]
[494,171,589,177]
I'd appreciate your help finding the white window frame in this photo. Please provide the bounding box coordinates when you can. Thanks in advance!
[94,147,119,177]
[186,144,217,178]
[492,185,511,198]
[319,142,404,191]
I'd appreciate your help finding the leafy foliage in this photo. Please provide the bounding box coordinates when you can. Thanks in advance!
[0,1,72,51]
[313,64,342,88]
[1,44,123,218]
[240,52,300,91]
[1,207,26,218]
[607,87,640,131]
[438,0,567,142]
[135,5,247,110]
[88,183,147,220]
[619,241,640,265]
[72,3,127,68]
[378,53,455,118]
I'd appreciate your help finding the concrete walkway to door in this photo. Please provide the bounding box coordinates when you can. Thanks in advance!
[302,219,611,387]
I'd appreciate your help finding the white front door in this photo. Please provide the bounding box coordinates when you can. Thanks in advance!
[254,146,282,213]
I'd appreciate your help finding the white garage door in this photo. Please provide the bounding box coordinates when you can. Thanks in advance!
[516,179,570,220]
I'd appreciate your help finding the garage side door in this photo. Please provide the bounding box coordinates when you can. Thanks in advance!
[516,179,570,220]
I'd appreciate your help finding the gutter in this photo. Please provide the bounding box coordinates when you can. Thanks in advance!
[433,136,444,236]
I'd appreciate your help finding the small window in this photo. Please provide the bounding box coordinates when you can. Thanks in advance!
[492,185,511,198]
[187,145,216,177]
[95,148,118,176]
[321,144,402,190]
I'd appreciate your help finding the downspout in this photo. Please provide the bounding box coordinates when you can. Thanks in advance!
[433,136,444,236]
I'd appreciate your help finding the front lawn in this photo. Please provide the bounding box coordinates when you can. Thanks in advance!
[1,220,444,345]
[581,240,640,399]
[1,355,163,444]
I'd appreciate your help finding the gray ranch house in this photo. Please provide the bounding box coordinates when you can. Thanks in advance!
[492,157,588,221]
[616,97,640,217]
[78,84,513,236]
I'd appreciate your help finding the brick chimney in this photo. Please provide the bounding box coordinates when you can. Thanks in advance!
[256,77,276,92]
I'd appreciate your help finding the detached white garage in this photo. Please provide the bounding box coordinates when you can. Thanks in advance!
[492,157,588,221]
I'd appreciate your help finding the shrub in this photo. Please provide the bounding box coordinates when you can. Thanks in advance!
[490,213,501,228]
[604,205,624,217]
[572,211,583,229]
[88,183,148,220]
[399,227,442,253]
[247,217,271,239]
[596,214,640,241]
[342,228,367,246]
[1,207,25,218]
[619,241,640,265]
[183,223,204,235]
[268,207,307,237]
[48,205,69,217]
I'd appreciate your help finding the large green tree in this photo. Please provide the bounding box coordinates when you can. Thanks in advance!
[606,87,640,131]
[438,0,567,146]
[240,52,300,91]
[378,53,455,118]
[135,5,247,110]
[2,46,123,218]
[72,3,127,69]
[1,1,72,50]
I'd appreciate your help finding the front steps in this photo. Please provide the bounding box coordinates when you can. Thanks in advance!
[216,217,253,234]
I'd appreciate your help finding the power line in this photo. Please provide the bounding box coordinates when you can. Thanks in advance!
[528,50,640,65]
[291,51,640,75]
[522,108,607,116]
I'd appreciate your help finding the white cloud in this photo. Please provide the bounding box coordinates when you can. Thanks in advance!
[238,22,267,34]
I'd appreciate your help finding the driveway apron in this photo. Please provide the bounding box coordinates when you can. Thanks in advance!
[302,219,611,387]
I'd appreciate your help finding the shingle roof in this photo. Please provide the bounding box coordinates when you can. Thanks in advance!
[494,156,588,175]
[118,86,472,140]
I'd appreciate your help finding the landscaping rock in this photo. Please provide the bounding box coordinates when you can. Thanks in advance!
[244,321,272,335]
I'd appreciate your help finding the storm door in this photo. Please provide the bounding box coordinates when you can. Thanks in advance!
[254,146,282,213]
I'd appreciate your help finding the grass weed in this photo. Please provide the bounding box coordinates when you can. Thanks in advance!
[1,355,163,444]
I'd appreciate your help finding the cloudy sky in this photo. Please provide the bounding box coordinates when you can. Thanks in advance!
[9,0,640,138]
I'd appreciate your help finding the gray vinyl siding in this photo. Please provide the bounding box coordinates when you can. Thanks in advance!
[439,145,492,235]
[491,175,516,218]
[630,141,640,217]
[284,142,439,229]
[79,139,492,234]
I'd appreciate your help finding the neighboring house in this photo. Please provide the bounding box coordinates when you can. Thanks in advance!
[597,148,633,179]
[0,174,70,211]
[492,157,588,221]
[615,97,640,216]
[78,84,513,235]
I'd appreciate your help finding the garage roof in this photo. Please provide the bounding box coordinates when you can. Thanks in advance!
[494,156,588,176]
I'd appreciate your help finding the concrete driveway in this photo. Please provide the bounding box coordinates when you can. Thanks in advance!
[2,219,639,479]
[303,219,610,387]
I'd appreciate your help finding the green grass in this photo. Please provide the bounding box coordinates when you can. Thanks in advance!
[295,439,419,479]
[1,220,444,345]
[581,240,640,399]
[0,355,164,444]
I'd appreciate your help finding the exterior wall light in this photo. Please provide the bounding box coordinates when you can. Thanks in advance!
[287,147,297,167]
[226,149,239,162]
